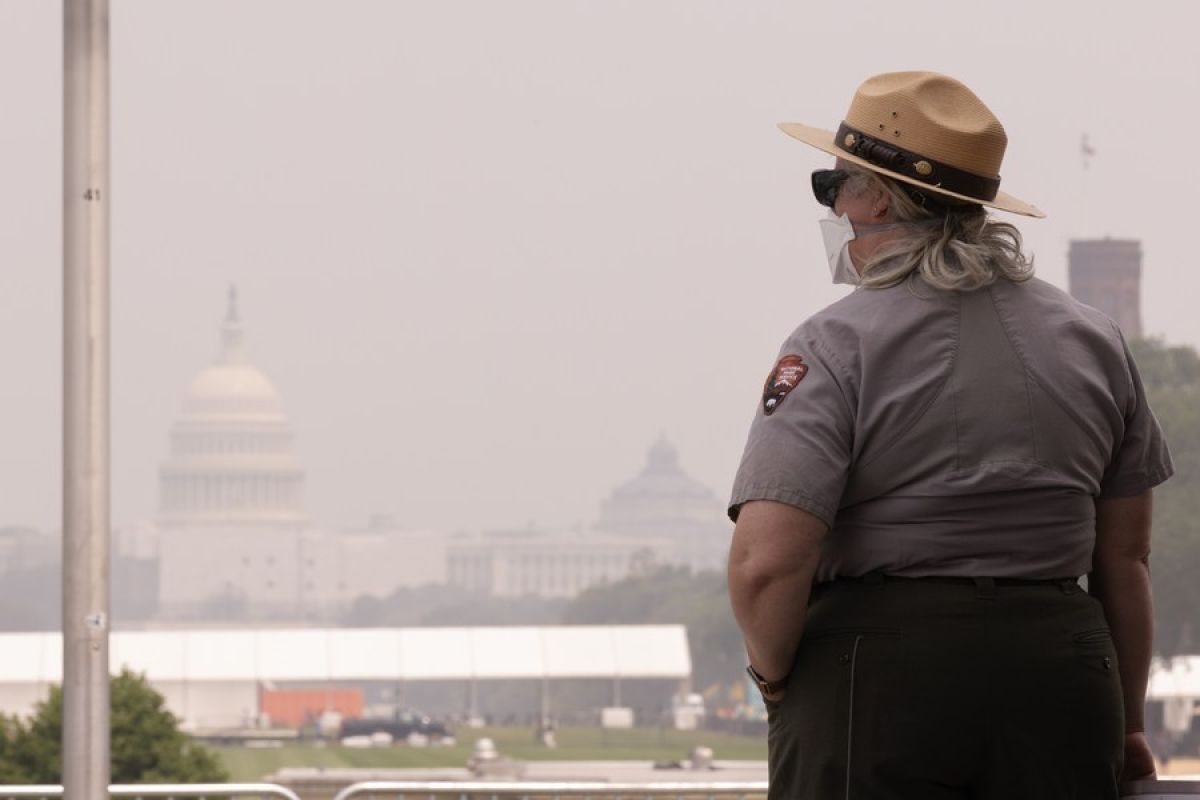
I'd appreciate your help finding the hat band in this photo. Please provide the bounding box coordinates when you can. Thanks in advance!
[834,122,1001,202]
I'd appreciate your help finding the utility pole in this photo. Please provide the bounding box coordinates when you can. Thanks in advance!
[63,1,111,797]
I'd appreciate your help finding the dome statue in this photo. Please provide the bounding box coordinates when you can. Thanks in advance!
[158,288,307,527]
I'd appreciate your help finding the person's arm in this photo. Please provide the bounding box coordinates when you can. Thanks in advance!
[1089,489,1156,782]
[727,499,828,697]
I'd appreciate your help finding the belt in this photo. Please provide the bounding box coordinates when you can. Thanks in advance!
[832,573,1080,590]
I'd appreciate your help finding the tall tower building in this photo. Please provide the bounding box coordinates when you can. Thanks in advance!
[1067,238,1143,338]
[158,288,307,527]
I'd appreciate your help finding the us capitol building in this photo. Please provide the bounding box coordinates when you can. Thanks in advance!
[139,292,729,621]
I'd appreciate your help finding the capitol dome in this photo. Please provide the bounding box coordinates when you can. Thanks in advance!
[158,289,307,527]
[183,363,286,420]
[596,435,724,536]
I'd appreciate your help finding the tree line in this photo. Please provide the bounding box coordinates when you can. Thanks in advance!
[1130,337,1200,655]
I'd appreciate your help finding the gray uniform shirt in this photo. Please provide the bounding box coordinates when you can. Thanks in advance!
[729,275,1174,580]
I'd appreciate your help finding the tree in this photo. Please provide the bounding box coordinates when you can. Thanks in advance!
[0,716,28,784]
[341,583,567,627]
[563,567,746,696]
[1129,337,1200,656]
[0,669,228,784]
[1130,337,1200,389]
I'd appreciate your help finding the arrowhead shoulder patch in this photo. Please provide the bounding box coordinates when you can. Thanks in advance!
[762,354,808,416]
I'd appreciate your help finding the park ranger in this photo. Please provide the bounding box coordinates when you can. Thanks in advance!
[726,71,1173,799]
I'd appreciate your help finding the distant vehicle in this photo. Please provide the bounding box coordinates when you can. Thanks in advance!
[340,709,449,741]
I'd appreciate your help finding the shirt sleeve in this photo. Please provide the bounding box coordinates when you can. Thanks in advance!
[728,329,855,526]
[1098,333,1174,498]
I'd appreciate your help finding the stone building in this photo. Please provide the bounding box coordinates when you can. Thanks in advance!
[155,292,445,620]
[152,295,730,616]
[445,438,731,598]
[158,289,307,528]
[594,436,729,572]
[1067,238,1143,338]
[446,527,657,598]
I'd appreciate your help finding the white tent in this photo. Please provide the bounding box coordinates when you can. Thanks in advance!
[0,625,692,729]
[1149,656,1200,701]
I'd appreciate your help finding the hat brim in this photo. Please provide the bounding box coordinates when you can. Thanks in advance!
[778,122,1045,218]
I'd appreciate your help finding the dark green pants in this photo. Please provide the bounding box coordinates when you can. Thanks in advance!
[767,577,1124,800]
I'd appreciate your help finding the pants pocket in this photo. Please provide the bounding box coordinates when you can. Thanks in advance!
[1073,628,1117,675]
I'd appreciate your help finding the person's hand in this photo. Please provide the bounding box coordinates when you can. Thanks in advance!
[1120,732,1157,783]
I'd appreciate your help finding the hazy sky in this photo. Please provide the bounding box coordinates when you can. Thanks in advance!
[1,1,1197,535]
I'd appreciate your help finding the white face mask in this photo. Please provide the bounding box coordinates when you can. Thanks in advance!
[817,212,910,286]
[818,211,860,286]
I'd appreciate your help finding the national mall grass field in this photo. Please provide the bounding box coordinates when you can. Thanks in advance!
[213,727,1200,784]
[213,725,769,782]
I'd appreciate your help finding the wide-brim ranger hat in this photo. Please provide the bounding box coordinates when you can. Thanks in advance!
[781,71,1044,218]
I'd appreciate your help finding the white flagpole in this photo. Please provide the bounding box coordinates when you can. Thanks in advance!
[62,1,111,797]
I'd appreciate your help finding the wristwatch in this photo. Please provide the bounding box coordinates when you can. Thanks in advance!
[746,664,789,697]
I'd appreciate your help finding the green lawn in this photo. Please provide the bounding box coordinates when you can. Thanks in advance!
[214,726,767,783]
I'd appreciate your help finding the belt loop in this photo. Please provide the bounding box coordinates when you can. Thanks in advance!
[1059,578,1079,594]
[973,577,996,599]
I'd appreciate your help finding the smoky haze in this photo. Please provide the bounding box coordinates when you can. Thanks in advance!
[1,0,1197,535]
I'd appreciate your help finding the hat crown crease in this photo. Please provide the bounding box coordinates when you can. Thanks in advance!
[844,72,1006,179]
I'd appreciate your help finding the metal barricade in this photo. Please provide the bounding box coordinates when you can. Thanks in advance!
[331,781,769,800]
[1121,779,1200,798]
[327,778,1200,800]
[0,784,302,800]
[0,788,62,800]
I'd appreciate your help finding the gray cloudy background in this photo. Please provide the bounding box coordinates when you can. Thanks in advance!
[1,1,1197,535]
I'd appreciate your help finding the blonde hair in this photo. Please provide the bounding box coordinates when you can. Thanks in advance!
[840,163,1034,291]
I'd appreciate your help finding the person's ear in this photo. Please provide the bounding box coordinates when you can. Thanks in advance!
[870,187,890,222]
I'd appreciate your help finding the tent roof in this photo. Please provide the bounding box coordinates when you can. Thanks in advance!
[0,625,691,684]
[1148,656,1200,700]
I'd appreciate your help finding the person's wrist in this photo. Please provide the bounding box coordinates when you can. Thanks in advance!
[746,663,789,698]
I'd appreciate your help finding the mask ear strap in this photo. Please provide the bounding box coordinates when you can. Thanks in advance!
[851,221,908,235]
